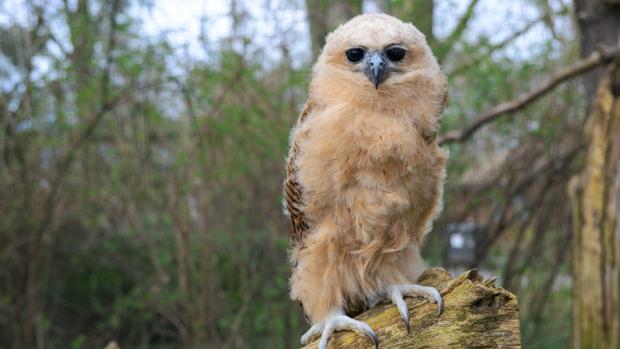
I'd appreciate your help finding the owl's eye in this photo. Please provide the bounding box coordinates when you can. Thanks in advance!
[345,48,365,63]
[385,46,406,62]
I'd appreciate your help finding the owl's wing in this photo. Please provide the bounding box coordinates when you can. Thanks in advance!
[284,100,313,246]
[423,77,449,144]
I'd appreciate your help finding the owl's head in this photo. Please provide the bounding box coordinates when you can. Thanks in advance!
[310,14,447,113]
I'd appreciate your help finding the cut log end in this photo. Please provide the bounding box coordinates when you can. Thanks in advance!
[301,268,521,349]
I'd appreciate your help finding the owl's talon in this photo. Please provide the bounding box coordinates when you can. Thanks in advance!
[300,311,378,349]
[388,286,410,334]
[387,284,443,331]
[300,322,324,345]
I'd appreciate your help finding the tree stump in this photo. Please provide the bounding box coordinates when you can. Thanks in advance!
[301,268,521,348]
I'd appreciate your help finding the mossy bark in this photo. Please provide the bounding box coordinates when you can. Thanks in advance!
[301,268,521,348]
[570,62,620,349]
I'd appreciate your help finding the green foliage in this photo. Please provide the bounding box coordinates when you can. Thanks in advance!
[0,0,582,348]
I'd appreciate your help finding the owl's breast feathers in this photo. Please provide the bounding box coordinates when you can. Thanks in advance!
[285,100,446,249]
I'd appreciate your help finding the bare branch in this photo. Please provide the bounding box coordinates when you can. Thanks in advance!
[448,14,545,76]
[33,0,124,242]
[195,57,246,143]
[439,46,620,146]
[437,0,480,62]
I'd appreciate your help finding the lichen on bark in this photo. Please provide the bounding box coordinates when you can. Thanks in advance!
[570,62,620,349]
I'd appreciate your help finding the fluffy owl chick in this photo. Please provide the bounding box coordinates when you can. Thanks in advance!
[284,13,448,349]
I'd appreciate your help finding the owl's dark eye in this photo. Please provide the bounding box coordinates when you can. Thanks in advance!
[345,48,365,63]
[385,46,406,62]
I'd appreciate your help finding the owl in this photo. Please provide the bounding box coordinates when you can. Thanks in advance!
[284,14,448,349]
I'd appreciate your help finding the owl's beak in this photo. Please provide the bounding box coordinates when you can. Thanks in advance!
[364,52,389,89]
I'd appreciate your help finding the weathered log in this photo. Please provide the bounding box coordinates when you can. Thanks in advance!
[302,268,521,348]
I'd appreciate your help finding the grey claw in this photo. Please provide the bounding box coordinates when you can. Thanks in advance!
[400,308,411,334]
[369,331,379,349]
[434,291,444,316]
[400,308,410,334]
[359,325,379,348]
[425,286,443,316]
[437,296,444,316]
[317,331,378,349]
[405,316,411,334]
[389,286,411,335]
[391,285,443,319]
[312,314,377,349]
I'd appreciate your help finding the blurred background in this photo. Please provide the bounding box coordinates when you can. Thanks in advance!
[1,0,619,348]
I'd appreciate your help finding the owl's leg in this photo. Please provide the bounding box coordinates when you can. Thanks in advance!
[387,284,443,334]
[300,309,378,349]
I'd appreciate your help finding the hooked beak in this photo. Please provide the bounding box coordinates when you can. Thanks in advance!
[364,51,390,89]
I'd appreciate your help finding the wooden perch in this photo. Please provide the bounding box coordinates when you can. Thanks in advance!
[301,268,521,349]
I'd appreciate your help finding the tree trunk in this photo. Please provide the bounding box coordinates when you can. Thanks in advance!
[383,0,480,62]
[572,1,620,347]
[570,62,620,349]
[301,268,521,348]
[573,0,620,106]
[305,0,363,61]
[386,0,435,48]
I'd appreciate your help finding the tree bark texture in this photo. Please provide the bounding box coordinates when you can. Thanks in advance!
[570,62,620,349]
[573,0,620,105]
[305,0,363,61]
[301,268,521,348]
[386,0,435,46]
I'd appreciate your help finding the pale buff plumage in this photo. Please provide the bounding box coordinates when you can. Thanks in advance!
[284,13,448,340]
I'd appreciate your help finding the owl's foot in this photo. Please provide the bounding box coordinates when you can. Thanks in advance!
[387,284,443,334]
[300,310,378,349]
